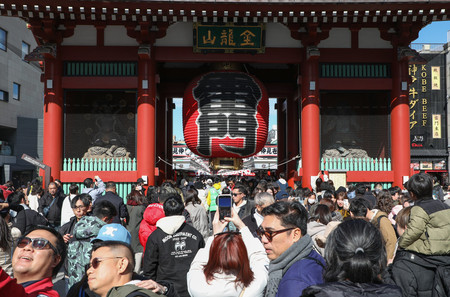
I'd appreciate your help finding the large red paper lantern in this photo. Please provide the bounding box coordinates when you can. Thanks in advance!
[183,71,269,159]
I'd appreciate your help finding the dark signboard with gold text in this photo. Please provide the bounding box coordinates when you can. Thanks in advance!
[409,52,447,165]
[194,23,265,53]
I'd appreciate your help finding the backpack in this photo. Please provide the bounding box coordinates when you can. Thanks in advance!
[376,214,388,228]
[433,265,450,297]
[67,239,94,288]
[432,185,443,201]
[67,216,106,287]
[107,284,159,297]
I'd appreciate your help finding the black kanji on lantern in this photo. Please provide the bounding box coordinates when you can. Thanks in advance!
[193,72,262,157]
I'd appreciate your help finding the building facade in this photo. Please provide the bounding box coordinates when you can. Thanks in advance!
[0,15,43,185]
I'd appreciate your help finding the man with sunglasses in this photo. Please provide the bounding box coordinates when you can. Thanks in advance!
[259,201,325,297]
[87,241,162,297]
[231,184,254,219]
[0,226,65,297]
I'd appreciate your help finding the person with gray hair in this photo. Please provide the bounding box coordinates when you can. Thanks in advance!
[243,191,275,238]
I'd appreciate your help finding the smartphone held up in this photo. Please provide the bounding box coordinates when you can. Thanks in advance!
[217,195,232,220]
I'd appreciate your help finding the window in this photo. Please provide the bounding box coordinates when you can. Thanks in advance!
[0,28,6,51]
[13,83,20,100]
[21,41,29,60]
[0,90,8,102]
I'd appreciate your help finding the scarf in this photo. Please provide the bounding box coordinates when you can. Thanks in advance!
[265,234,314,297]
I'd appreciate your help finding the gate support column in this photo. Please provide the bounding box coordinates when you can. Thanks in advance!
[137,45,156,185]
[301,47,320,189]
[42,46,63,186]
[391,49,411,187]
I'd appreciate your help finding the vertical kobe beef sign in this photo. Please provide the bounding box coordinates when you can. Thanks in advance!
[183,71,269,158]
[408,53,446,152]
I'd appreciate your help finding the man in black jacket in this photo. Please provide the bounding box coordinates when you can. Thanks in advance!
[38,182,65,228]
[143,195,204,297]
[232,184,255,219]
[93,181,128,224]
[10,192,47,235]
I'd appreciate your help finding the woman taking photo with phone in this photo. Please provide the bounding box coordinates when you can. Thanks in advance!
[187,209,268,297]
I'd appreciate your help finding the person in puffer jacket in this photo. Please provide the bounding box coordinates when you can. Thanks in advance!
[399,173,450,256]
[66,200,116,288]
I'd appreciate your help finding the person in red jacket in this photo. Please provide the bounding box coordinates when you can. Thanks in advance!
[138,187,174,250]
[0,226,65,297]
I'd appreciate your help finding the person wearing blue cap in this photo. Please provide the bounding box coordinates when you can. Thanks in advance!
[92,223,132,245]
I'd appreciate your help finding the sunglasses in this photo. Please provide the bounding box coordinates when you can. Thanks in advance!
[256,227,295,242]
[88,257,123,270]
[17,237,59,255]
[231,193,242,196]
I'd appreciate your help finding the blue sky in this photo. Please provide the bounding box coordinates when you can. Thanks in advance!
[172,21,450,141]
[413,21,449,44]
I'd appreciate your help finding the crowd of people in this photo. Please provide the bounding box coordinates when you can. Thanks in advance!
[0,171,449,297]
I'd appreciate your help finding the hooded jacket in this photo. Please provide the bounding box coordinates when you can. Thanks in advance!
[139,203,165,249]
[302,280,402,297]
[67,216,106,288]
[143,215,205,297]
[384,249,450,297]
[0,267,59,297]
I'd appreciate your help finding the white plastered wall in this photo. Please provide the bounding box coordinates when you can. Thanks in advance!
[318,28,351,48]
[359,28,392,48]
[62,25,97,46]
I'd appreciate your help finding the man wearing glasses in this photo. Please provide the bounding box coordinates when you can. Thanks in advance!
[258,201,325,297]
[231,184,254,219]
[0,226,65,297]
[87,241,163,297]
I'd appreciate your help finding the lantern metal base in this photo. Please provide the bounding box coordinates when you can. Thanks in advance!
[210,157,243,170]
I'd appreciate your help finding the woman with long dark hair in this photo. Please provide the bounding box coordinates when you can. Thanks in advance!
[185,189,209,239]
[302,219,402,297]
[125,189,148,273]
[187,210,268,296]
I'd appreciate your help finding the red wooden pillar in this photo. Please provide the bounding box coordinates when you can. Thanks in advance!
[276,98,287,175]
[391,51,411,188]
[166,98,174,180]
[287,96,299,188]
[42,51,63,186]
[137,46,156,185]
[301,52,320,189]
